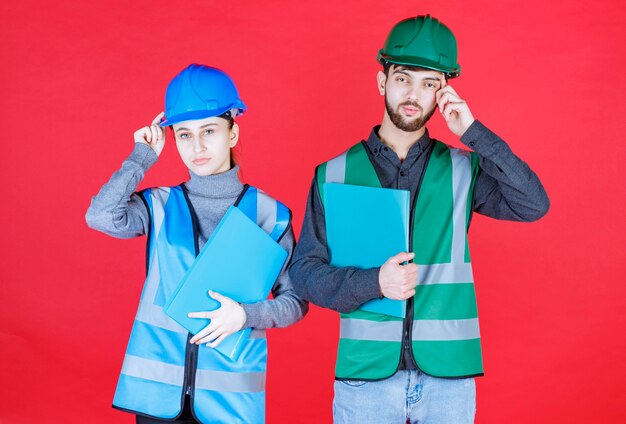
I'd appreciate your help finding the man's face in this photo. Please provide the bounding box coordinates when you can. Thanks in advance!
[378,65,443,132]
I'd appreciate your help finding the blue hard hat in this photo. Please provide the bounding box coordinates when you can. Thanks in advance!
[160,64,246,127]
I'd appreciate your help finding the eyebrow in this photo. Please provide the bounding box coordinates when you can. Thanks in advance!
[392,69,411,77]
[392,66,442,81]
[175,123,218,132]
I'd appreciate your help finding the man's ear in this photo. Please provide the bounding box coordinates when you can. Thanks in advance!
[377,70,387,96]
[229,123,239,148]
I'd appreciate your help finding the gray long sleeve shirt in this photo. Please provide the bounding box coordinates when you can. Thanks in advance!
[288,120,549,370]
[86,142,308,330]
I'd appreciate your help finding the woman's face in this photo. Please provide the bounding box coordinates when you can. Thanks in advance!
[172,116,238,176]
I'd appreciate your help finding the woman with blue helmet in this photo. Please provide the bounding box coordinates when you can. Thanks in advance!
[86,64,308,423]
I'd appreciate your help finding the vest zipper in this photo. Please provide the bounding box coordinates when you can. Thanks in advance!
[180,185,201,397]
[400,142,433,369]
[184,335,198,395]
[403,299,415,360]
[401,229,417,366]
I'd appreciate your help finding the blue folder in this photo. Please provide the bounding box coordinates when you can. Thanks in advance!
[324,183,410,318]
[164,206,288,360]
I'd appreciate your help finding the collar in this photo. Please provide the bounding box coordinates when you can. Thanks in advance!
[365,125,432,159]
[184,165,244,198]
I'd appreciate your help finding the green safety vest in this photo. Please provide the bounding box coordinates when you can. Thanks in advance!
[316,140,484,379]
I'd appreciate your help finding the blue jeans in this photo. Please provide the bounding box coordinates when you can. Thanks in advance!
[333,370,476,424]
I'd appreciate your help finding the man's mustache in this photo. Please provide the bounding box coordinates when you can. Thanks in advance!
[399,101,422,111]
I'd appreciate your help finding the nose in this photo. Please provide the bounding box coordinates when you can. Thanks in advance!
[407,83,420,101]
[192,136,206,152]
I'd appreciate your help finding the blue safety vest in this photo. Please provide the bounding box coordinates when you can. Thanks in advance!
[112,184,290,423]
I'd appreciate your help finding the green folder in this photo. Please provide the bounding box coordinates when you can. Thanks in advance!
[324,183,410,318]
[164,206,288,360]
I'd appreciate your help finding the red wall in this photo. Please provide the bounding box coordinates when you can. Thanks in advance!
[1,0,625,422]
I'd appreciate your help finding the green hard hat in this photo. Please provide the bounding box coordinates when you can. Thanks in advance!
[377,15,461,78]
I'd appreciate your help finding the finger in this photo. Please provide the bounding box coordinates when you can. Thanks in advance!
[437,91,448,113]
[440,74,447,89]
[438,91,462,105]
[436,86,446,103]
[153,126,160,143]
[442,100,463,115]
[438,92,459,113]
[152,112,165,126]
[389,251,415,265]
[443,84,458,96]
[436,84,458,100]
[404,262,418,272]
[208,290,227,302]
[192,321,222,344]
[190,322,217,344]
[443,105,455,121]
[151,126,160,145]
[403,265,418,275]
[188,311,217,319]
[206,333,229,349]
[136,128,150,143]
[436,84,450,102]
[403,270,418,284]
[403,289,416,299]
[199,327,225,345]
[403,275,418,289]
[388,289,406,301]
[401,262,418,271]
[146,127,154,144]
[405,270,418,281]
[158,126,165,142]
[438,83,458,97]
[443,102,464,120]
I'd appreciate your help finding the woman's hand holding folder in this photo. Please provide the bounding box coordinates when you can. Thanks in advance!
[188,290,247,348]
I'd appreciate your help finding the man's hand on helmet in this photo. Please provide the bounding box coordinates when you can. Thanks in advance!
[436,79,475,138]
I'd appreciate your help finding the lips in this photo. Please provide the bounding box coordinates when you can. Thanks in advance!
[401,104,422,116]
[193,158,210,165]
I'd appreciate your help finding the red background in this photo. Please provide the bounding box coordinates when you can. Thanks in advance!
[1,0,625,422]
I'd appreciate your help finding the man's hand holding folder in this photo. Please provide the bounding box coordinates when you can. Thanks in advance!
[379,252,419,300]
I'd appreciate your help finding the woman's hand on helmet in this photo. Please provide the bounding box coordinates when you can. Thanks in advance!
[134,112,166,156]
[187,291,247,348]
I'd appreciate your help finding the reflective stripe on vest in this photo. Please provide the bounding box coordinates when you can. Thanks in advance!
[113,185,289,423]
[339,318,481,342]
[317,141,483,379]
[120,354,266,393]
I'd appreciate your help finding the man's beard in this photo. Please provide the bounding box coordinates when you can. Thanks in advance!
[385,98,436,132]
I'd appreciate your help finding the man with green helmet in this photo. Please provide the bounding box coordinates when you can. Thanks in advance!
[289,15,549,423]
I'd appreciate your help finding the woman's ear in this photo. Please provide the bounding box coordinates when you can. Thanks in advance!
[229,122,240,148]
